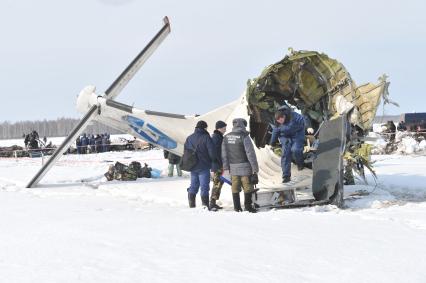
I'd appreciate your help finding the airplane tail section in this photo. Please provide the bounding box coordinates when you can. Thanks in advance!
[193,99,241,129]
[95,98,241,157]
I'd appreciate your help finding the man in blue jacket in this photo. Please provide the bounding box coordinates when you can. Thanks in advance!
[270,106,306,183]
[210,120,227,211]
[81,133,89,154]
[184,120,216,209]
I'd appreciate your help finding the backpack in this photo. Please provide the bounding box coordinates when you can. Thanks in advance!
[107,162,138,181]
[180,137,202,172]
[129,161,143,178]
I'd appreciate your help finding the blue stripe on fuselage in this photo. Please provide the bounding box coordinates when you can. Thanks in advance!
[125,115,177,149]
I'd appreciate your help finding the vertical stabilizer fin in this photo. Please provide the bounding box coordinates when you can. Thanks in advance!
[105,17,171,100]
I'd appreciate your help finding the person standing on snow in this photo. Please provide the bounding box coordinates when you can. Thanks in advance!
[222,118,259,213]
[89,134,95,153]
[81,133,88,154]
[209,120,227,211]
[184,120,216,209]
[164,150,182,177]
[76,137,82,154]
[270,106,308,183]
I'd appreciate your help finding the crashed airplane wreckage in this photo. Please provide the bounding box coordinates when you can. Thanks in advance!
[246,49,393,208]
[26,17,392,209]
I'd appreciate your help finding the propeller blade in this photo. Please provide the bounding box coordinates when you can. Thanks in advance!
[26,105,98,188]
[104,16,171,100]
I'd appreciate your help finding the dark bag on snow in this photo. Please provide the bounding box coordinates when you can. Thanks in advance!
[129,161,143,178]
[113,162,138,181]
[117,161,138,181]
[140,163,152,178]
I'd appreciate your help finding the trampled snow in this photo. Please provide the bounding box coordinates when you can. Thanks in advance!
[0,149,425,282]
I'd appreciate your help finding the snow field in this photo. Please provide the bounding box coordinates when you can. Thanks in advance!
[0,149,425,282]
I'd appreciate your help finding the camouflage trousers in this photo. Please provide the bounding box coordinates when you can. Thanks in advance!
[344,164,355,185]
[211,171,224,201]
[231,175,254,194]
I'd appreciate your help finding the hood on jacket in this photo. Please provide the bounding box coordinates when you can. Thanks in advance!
[232,118,249,133]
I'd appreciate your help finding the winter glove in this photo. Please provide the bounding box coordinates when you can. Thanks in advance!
[307,127,314,134]
[250,173,259,185]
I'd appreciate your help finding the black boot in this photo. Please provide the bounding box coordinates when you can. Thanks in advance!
[232,193,242,212]
[244,192,257,213]
[201,195,210,210]
[188,192,196,208]
[282,176,291,183]
[210,199,223,211]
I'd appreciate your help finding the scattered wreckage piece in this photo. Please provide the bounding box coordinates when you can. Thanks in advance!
[0,143,57,158]
[0,146,28,158]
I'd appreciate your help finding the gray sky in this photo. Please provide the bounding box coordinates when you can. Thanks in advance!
[1,0,424,122]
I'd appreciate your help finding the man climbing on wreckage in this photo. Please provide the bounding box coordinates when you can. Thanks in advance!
[270,105,313,183]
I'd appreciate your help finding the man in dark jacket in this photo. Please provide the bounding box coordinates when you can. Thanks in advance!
[184,120,216,209]
[24,134,30,148]
[29,132,39,150]
[210,120,227,211]
[397,120,407,131]
[95,134,102,153]
[383,120,396,142]
[81,133,88,154]
[164,150,182,177]
[270,106,305,183]
[222,118,259,213]
[89,134,95,153]
[101,134,107,152]
[76,137,82,154]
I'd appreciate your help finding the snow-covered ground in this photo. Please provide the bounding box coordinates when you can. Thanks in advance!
[1,149,426,282]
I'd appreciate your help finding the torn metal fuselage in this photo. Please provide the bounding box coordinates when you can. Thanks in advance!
[246,49,391,182]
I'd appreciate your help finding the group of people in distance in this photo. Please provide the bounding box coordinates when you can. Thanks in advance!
[183,105,312,213]
[76,133,111,154]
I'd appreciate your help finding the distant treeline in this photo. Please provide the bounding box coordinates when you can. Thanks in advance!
[0,118,123,139]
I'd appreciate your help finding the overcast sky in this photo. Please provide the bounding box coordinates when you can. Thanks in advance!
[0,0,424,122]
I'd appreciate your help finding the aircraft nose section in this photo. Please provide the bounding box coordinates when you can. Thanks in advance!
[76,85,98,114]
